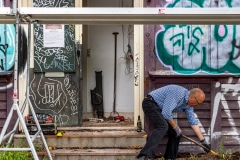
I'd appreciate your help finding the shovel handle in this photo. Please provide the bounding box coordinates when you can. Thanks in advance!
[182,135,218,155]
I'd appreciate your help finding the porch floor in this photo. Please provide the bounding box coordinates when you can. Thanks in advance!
[80,117,134,127]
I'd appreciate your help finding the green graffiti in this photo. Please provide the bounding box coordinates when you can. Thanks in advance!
[170,33,185,50]
[188,27,203,56]
[155,0,240,75]
[214,25,228,42]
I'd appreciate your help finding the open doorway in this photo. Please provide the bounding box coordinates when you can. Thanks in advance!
[81,0,135,127]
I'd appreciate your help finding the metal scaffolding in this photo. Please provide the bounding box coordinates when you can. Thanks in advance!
[1,7,240,24]
[0,6,52,160]
[1,6,240,160]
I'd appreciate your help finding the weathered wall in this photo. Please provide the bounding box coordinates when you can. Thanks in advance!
[0,0,18,133]
[144,0,240,154]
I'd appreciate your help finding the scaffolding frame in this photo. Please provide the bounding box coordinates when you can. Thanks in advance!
[0,5,52,160]
[1,6,240,160]
[1,7,240,24]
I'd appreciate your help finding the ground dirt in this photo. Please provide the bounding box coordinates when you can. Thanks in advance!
[81,119,240,160]
[152,152,240,160]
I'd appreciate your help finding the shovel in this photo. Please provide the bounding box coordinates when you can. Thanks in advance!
[182,135,218,156]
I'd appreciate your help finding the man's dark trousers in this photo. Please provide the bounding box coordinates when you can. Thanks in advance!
[140,96,180,159]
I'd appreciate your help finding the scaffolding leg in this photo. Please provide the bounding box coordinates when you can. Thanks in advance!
[0,12,52,160]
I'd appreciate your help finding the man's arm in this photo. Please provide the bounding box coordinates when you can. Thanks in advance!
[167,119,177,129]
[191,125,204,141]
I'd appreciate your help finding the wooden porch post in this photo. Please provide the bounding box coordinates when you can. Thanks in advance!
[134,0,144,127]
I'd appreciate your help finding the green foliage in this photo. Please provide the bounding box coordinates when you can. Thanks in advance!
[217,140,240,160]
[188,153,199,160]
[0,151,33,160]
[0,142,33,160]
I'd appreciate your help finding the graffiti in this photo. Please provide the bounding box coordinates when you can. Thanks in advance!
[33,0,74,7]
[30,72,79,126]
[33,0,75,72]
[231,39,240,60]
[134,53,139,86]
[34,24,75,72]
[210,77,240,145]
[0,24,15,71]
[64,74,78,115]
[155,0,240,75]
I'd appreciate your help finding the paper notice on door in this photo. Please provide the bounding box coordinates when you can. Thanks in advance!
[43,24,65,47]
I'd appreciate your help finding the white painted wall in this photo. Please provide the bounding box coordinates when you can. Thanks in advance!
[84,0,134,118]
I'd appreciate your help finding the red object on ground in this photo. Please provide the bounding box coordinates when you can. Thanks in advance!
[114,116,125,121]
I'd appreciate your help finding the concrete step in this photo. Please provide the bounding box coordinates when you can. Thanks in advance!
[46,130,146,148]
[38,148,140,160]
[57,126,137,131]
[14,127,147,160]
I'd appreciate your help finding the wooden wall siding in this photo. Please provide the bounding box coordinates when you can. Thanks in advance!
[0,85,7,132]
[0,0,15,134]
[219,77,240,152]
[0,75,15,133]
[144,0,240,155]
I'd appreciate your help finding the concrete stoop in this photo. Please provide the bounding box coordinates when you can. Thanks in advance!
[14,126,147,160]
[38,148,141,160]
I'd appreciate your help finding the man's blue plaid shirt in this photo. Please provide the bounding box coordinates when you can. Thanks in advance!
[149,85,198,125]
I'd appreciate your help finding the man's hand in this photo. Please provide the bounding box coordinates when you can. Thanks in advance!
[201,139,210,153]
[174,126,182,138]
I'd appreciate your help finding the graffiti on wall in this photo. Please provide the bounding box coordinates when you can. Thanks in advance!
[0,24,15,71]
[30,72,79,126]
[211,78,240,145]
[29,0,79,126]
[155,0,240,75]
[33,0,75,72]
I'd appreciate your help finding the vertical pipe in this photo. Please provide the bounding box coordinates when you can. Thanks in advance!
[112,32,119,113]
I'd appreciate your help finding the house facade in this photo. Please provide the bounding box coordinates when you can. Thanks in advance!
[1,0,240,154]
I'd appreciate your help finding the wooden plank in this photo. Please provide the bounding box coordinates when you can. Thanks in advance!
[222,136,240,145]
[222,93,240,101]
[221,101,240,109]
[144,24,156,94]
[222,128,240,135]
[221,110,240,118]
[177,111,210,119]
[153,78,212,84]
[222,119,240,127]
[177,119,210,127]
[0,119,5,127]
[0,101,6,109]
[0,111,7,119]
[0,92,6,100]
